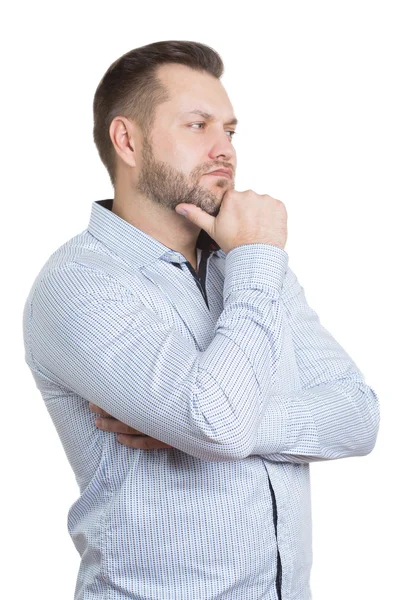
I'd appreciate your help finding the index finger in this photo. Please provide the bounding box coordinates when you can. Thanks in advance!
[88,402,112,417]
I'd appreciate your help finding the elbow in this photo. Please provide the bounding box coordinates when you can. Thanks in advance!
[185,417,255,462]
[353,426,379,457]
[204,444,252,462]
[342,383,381,458]
[189,431,254,462]
[359,415,380,456]
[221,439,254,461]
[304,383,381,462]
[180,440,252,463]
[187,380,259,461]
[359,384,380,456]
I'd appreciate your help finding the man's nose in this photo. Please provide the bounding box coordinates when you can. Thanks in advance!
[208,129,236,163]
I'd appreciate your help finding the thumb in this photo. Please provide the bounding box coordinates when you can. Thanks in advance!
[175,204,216,238]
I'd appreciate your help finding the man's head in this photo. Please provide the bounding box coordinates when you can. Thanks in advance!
[93,40,237,217]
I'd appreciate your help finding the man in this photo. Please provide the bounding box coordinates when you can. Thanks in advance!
[23,40,380,600]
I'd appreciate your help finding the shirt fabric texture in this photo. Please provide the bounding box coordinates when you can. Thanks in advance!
[23,199,380,600]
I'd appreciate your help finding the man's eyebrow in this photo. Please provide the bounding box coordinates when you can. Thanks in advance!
[182,110,239,126]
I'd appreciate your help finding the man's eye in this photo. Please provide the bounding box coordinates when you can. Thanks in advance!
[190,122,207,130]
[190,122,237,139]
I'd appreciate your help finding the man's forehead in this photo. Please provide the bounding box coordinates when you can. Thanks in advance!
[155,66,237,125]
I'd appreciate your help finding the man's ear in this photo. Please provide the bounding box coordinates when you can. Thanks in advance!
[109,116,137,169]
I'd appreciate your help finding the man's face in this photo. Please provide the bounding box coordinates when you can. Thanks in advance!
[136,63,237,217]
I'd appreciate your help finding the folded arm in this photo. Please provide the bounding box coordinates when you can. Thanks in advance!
[26,246,379,464]
[26,245,291,462]
[252,265,380,462]
[76,259,380,463]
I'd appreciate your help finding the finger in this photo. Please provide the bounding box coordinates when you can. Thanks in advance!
[117,434,173,450]
[88,402,112,417]
[175,204,216,238]
[95,417,143,435]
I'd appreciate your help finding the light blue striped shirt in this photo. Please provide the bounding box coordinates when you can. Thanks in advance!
[23,199,380,599]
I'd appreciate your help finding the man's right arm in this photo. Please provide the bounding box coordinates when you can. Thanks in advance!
[24,243,289,462]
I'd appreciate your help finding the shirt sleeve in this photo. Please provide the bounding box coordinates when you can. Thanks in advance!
[26,243,292,462]
[251,265,380,463]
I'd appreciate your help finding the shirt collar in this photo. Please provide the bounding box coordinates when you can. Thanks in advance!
[88,199,225,270]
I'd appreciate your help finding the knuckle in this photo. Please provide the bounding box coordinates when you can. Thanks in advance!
[240,189,255,198]
[104,417,114,428]
[99,417,115,431]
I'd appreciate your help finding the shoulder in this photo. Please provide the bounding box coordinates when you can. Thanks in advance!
[25,230,139,309]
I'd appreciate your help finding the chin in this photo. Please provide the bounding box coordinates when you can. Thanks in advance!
[210,206,220,217]
[205,182,228,194]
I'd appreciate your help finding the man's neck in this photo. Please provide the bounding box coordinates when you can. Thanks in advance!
[112,194,201,272]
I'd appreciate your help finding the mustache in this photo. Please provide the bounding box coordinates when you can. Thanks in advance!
[202,163,234,175]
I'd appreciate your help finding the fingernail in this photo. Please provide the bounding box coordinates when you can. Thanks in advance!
[176,208,187,216]
[95,418,102,426]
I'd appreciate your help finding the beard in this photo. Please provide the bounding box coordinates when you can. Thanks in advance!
[136,135,233,218]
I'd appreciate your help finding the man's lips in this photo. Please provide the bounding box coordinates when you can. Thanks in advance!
[205,168,233,178]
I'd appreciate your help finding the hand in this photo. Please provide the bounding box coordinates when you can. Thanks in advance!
[175,189,288,254]
[88,403,173,450]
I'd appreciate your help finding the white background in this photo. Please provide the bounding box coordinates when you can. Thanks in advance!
[1,1,398,598]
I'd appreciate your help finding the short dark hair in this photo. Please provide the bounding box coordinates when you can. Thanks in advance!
[92,40,224,187]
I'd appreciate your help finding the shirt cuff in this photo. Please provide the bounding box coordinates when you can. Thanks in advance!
[223,243,289,302]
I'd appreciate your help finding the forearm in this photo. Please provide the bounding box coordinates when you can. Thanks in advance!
[250,266,380,463]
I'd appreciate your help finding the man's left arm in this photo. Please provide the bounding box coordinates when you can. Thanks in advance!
[251,264,380,463]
